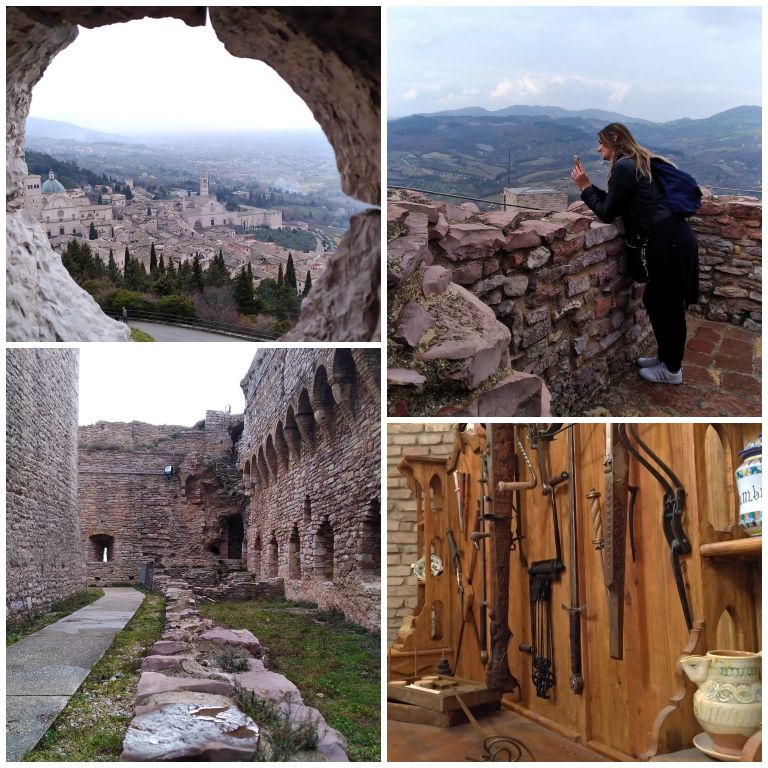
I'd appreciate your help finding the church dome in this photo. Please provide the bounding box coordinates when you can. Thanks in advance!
[41,170,66,194]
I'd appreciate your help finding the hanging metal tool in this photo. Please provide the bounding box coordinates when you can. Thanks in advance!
[476,441,491,667]
[618,424,692,631]
[603,423,629,660]
[520,424,567,698]
[561,425,585,694]
[452,470,466,534]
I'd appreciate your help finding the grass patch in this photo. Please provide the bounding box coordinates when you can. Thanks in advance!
[198,598,380,761]
[215,645,250,672]
[129,327,155,341]
[234,686,319,761]
[24,587,166,762]
[7,588,104,646]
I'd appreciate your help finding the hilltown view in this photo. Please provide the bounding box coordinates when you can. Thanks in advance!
[24,119,367,335]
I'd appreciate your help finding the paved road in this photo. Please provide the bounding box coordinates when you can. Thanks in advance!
[129,321,252,342]
[6,587,145,761]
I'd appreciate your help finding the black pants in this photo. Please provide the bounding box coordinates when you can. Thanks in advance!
[642,215,699,373]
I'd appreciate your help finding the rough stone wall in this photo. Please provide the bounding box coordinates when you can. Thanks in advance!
[7,6,380,342]
[6,348,87,616]
[689,196,761,329]
[78,411,247,585]
[387,189,761,416]
[239,349,381,631]
[386,423,454,644]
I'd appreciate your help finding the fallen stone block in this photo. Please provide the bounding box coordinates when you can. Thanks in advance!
[435,371,551,417]
[393,300,434,347]
[439,223,505,261]
[136,672,235,705]
[199,628,262,657]
[151,640,192,656]
[121,700,259,761]
[387,368,427,389]
[422,265,451,296]
[141,655,186,673]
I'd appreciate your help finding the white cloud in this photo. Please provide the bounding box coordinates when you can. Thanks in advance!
[402,88,419,100]
[491,79,513,99]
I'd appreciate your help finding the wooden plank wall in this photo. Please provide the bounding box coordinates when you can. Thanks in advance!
[389,423,761,760]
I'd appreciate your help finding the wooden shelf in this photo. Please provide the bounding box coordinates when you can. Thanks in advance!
[700,537,761,560]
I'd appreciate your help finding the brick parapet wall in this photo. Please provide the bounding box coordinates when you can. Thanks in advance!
[7,349,87,616]
[387,190,761,415]
[239,349,381,631]
[78,414,246,585]
[688,196,761,329]
[386,423,454,643]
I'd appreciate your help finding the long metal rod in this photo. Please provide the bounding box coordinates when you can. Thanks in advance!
[565,425,584,694]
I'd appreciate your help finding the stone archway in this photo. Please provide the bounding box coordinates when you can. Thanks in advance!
[6,6,380,341]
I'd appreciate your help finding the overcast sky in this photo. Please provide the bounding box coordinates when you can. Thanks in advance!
[30,17,320,133]
[388,5,762,122]
[78,345,259,425]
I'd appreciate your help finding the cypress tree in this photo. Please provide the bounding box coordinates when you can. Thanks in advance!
[107,248,121,284]
[303,270,312,297]
[285,252,297,292]
[158,254,165,274]
[149,242,157,274]
[88,222,98,240]
[233,265,257,315]
[192,253,204,291]
[277,263,284,287]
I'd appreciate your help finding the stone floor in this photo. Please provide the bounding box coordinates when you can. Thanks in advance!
[597,316,761,417]
[6,588,144,761]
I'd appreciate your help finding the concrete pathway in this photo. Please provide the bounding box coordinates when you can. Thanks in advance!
[128,321,249,342]
[6,587,144,761]
[597,316,761,417]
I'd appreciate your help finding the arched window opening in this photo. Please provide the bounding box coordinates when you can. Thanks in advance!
[268,532,278,578]
[296,388,316,449]
[332,348,357,409]
[89,534,114,563]
[288,524,302,580]
[303,495,312,524]
[315,517,334,580]
[284,405,302,462]
[243,459,251,489]
[226,515,244,559]
[275,421,290,473]
[311,366,335,436]
[266,435,279,481]
[258,447,270,488]
[359,498,381,574]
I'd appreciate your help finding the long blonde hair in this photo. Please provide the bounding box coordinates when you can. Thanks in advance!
[599,123,656,180]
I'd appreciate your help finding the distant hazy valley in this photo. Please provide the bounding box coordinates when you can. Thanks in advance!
[388,105,762,202]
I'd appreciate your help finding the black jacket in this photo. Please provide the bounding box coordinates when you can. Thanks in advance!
[581,156,670,242]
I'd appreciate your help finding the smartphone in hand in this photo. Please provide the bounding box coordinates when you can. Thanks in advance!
[572,154,580,166]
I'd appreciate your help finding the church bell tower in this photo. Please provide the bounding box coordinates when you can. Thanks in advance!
[200,172,209,198]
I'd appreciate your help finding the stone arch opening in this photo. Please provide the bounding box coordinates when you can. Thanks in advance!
[284,405,301,462]
[359,498,381,575]
[6,6,380,342]
[332,348,357,410]
[226,515,244,559]
[303,495,312,525]
[243,459,251,489]
[296,389,316,449]
[89,533,114,562]
[312,365,336,436]
[315,516,334,580]
[267,532,278,578]
[265,435,278,481]
[253,533,262,578]
[288,524,302,580]
[257,446,270,488]
[275,421,289,473]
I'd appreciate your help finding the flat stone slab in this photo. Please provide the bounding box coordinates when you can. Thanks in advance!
[121,700,259,761]
[6,587,145,760]
[136,673,235,705]
[199,628,262,657]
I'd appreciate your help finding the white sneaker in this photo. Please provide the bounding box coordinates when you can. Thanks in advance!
[639,362,683,384]
[636,355,660,368]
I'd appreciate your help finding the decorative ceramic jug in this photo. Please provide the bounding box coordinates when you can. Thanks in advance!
[680,650,762,756]
[736,434,761,536]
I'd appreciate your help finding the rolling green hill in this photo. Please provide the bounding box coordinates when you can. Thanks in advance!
[388,105,761,202]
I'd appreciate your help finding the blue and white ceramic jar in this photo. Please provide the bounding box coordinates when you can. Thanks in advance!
[735,434,761,537]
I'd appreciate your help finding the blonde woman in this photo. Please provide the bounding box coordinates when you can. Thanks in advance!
[571,123,698,385]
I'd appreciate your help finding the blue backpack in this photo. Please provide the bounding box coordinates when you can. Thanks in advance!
[651,157,702,216]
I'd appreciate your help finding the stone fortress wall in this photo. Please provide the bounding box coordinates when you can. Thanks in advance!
[238,348,381,631]
[6,349,87,617]
[387,190,761,415]
[78,411,246,585]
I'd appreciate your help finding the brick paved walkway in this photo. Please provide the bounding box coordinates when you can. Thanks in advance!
[598,316,761,417]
